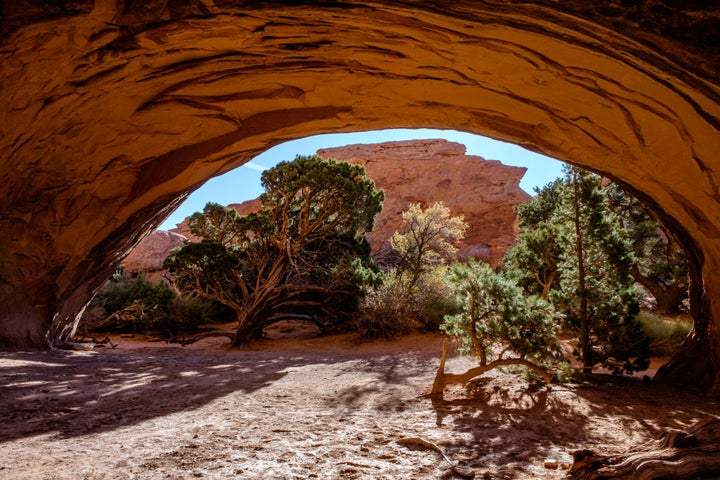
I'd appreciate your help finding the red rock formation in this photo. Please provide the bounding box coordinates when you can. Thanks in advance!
[317,140,530,266]
[121,230,186,282]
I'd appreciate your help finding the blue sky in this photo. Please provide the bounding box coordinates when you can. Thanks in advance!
[158,128,565,230]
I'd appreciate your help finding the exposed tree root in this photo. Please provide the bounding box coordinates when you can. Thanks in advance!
[431,338,551,396]
[397,437,476,478]
[570,418,720,479]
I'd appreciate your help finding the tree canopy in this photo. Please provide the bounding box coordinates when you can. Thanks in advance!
[504,166,649,373]
[165,155,384,346]
[605,183,689,313]
[433,259,562,395]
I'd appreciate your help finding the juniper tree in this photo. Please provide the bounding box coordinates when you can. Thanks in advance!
[605,183,689,314]
[165,155,384,346]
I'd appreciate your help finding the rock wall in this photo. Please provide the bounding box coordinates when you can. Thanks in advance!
[120,230,186,282]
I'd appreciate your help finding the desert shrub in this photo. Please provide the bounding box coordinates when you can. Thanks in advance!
[92,271,133,311]
[423,295,462,332]
[80,271,135,330]
[354,272,412,338]
[637,310,692,356]
[355,266,454,338]
[355,202,467,339]
[81,272,220,339]
[152,294,214,340]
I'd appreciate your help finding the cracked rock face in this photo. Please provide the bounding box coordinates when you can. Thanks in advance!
[0,1,719,393]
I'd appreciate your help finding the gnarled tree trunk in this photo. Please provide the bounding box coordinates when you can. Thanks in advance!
[431,339,551,396]
[570,418,720,480]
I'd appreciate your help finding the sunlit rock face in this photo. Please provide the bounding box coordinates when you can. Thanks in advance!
[1,0,719,394]
[317,140,530,265]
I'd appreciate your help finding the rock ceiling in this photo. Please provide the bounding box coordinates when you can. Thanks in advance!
[0,1,719,392]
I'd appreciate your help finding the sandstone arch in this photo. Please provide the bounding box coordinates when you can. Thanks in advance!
[1,1,719,394]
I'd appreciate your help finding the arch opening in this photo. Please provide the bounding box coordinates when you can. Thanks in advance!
[1,1,719,394]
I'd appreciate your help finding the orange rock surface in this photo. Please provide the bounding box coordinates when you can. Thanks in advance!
[317,140,530,265]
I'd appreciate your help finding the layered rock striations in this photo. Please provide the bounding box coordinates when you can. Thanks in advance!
[0,0,719,395]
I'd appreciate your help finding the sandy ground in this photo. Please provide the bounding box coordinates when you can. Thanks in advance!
[1,332,719,480]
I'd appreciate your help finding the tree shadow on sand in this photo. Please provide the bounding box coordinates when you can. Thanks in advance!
[0,345,347,442]
[427,373,719,478]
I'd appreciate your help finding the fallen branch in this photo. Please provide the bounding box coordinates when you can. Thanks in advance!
[431,338,551,396]
[570,417,720,479]
[70,333,118,349]
[397,436,475,478]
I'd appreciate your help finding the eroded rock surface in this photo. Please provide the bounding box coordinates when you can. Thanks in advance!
[0,0,719,395]
[120,230,186,282]
[317,140,529,265]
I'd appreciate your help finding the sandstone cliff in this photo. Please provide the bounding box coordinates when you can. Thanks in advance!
[171,140,529,266]
[121,230,186,282]
[318,140,530,265]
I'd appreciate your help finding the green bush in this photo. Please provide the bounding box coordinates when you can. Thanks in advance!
[637,310,692,356]
[80,272,220,339]
[422,296,462,332]
[152,294,213,341]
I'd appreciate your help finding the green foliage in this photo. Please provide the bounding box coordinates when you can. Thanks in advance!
[155,294,216,340]
[80,271,216,339]
[504,179,565,299]
[188,202,242,247]
[504,166,650,373]
[165,155,384,346]
[606,183,689,313]
[637,311,692,357]
[83,270,134,323]
[441,260,562,368]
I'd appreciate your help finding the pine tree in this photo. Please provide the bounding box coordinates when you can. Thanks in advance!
[504,166,649,373]
[605,183,689,313]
